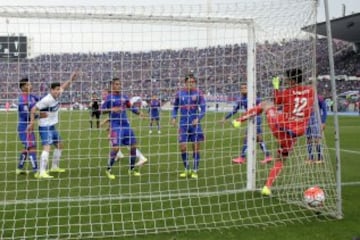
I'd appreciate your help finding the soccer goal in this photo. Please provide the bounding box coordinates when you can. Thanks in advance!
[0,1,341,239]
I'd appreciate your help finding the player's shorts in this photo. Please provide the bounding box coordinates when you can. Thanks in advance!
[110,127,137,146]
[265,107,298,156]
[18,130,36,149]
[39,125,61,146]
[306,118,321,138]
[178,124,205,143]
[91,110,100,119]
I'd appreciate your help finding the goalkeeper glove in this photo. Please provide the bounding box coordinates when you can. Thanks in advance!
[272,76,280,90]
[232,119,241,128]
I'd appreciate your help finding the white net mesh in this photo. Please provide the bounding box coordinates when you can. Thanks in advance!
[0,1,339,239]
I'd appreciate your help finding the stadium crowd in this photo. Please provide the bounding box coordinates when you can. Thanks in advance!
[0,38,359,111]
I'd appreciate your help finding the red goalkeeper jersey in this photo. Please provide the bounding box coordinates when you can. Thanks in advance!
[274,85,315,136]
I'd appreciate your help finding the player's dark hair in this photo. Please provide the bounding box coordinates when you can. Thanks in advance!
[184,73,196,82]
[111,77,120,84]
[19,78,29,89]
[50,82,61,89]
[286,68,303,84]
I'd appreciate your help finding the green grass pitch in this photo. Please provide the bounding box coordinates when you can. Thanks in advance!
[0,111,359,239]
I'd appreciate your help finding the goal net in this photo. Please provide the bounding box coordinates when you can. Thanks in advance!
[0,1,340,239]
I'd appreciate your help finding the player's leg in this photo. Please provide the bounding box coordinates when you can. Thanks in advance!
[135,148,148,166]
[26,131,39,177]
[149,118,153,134]
[106,129,119,179]
[261,109,293,195]
[314,137,324,163]
[95,112,100,129]
[38,126,54,178]
[124,128,141,176]
[50,127,65,173]
[156,118,161,134]
[17,130,29,174]
[89,112,93,129]
[190,125,204,179]
[179,127,191,177]
[257,132,272,164]
[232,134,247,164]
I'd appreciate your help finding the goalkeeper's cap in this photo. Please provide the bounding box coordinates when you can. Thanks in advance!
[184,73,196,82]
[286,68,303,84]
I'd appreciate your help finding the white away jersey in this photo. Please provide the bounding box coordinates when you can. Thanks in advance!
[36,93,60,126]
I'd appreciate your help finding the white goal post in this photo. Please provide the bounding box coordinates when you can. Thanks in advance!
[0,1,341,239]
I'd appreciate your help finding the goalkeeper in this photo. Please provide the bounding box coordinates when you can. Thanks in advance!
[232,69,315,196]
[220,83,272,165]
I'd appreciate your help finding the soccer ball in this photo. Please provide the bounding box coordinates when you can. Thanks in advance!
[303,186,325,207]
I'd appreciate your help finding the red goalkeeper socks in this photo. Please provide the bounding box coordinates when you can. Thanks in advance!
[265,160,283,188]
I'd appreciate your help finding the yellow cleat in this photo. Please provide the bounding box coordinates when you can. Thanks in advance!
[191,172,198,179]
[261,186,272,196]
[105,170,115,180]
[34,172,40,179]
[128,169,141,176]
[38,172,54,179]
[16,168,29,175]
[179,170,191,178]
[50,168,66,173]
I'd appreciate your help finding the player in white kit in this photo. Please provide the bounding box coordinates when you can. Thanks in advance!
[27,71,80,179]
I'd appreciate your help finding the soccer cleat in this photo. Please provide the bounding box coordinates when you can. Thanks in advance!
[158,130,161,134]
[149,130,152,134]
[50,167,66,173]
[179,169,191,178]
[260,156,273,164]
[128,169,141,176]
[135,157,148,167]
[315,160,324,164]
[16,168,29,175]
[105,170,115,180]
[191,172,198,179]
[34,172,40,179]
[232,157,246,164]
[38,172,54,179]
[261,186,272,196]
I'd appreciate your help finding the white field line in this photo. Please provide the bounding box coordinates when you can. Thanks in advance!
[0,181,359,206]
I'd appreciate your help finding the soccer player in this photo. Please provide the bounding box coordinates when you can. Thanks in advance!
[232,69,315,196]
[27,71,80,179]
[220,83,272,164]
[101,78,146,180]
[171,73,206,179]
[148,95,161,134]
[17,78,39,177]
[306,95,327,164]
[89,92,101,129]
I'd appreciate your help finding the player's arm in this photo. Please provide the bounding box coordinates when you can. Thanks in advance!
[192,92,206,126]
[60,71,80,92]
[319,98,328,130]
[171,93,180,126]
[27,105,40,132]
[222,102,240,122]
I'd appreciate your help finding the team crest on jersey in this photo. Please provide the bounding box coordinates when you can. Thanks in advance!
[191,95,197,101]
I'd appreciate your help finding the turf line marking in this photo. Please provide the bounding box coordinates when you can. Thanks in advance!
[328,148,360,155]
[1,181,359,206]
